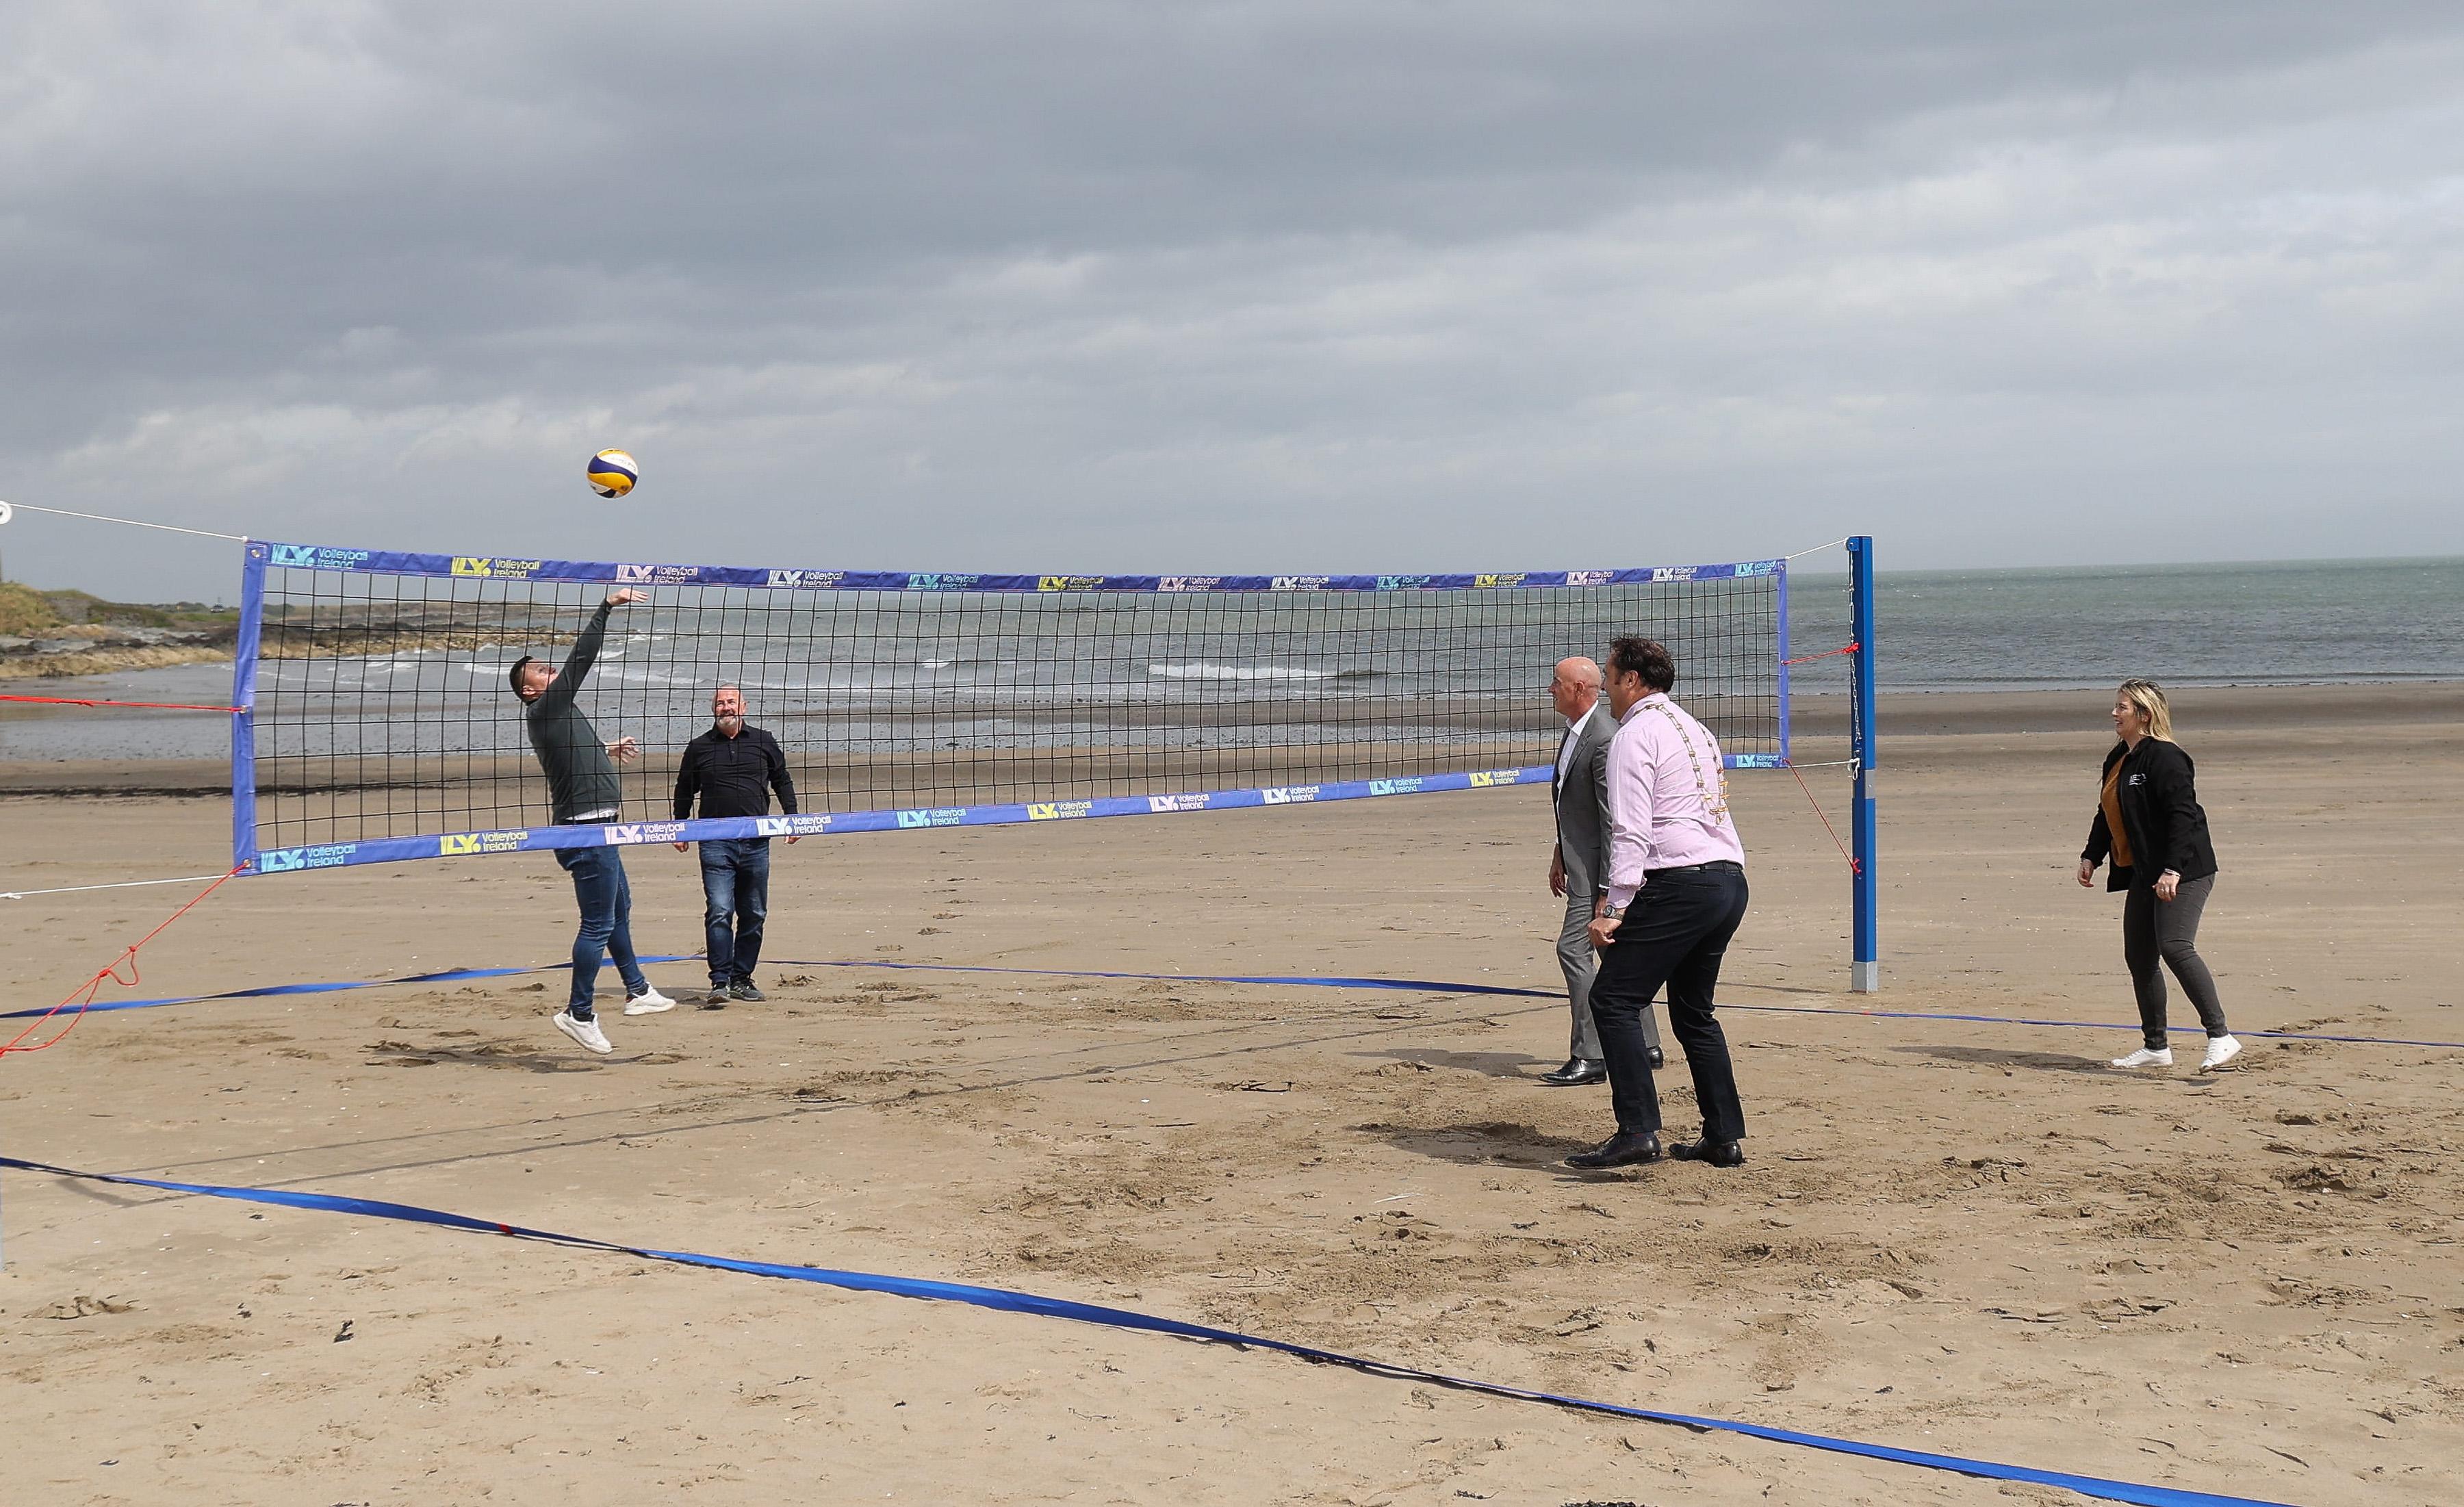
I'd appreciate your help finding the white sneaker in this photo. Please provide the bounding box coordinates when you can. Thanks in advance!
[2110,1046,2173,1069]
[554,1012,613,1054]
[623,987,678,1016]
[2200,1035,2242,1072]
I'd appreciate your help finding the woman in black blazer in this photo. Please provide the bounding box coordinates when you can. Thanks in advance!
[2077,680,2240,1071]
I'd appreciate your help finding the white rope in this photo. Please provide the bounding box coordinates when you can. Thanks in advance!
[1783,536,1851,561]
[0,500,246,543]
[1773,758,1859,770]
[1,873,232,901]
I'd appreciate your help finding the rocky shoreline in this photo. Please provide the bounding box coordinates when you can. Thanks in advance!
[0,582,242,680]
[0,623,238,680]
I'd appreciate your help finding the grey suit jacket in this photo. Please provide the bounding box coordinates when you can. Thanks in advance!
[1552,705,1617,894]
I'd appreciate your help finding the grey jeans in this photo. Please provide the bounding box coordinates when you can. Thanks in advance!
[1558,887,1659,1060]
[2122,873,2229,1049]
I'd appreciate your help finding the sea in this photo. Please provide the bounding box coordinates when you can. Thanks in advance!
[2,555,2456,763]
[1791,554,2464,694]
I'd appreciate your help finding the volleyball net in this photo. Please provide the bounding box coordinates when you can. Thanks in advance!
[232,542,1794,876]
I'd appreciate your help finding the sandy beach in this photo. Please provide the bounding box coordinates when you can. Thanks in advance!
[2,682,2459,1505]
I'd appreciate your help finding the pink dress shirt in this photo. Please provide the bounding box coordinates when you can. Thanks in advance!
[1603,693,1746,909]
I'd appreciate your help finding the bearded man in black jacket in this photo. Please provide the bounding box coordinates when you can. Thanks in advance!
[671,685,801,1005]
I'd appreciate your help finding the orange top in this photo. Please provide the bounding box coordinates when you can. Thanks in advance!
[2100,761,2135,869]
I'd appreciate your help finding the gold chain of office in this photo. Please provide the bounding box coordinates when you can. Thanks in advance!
[1647,698,1731,827]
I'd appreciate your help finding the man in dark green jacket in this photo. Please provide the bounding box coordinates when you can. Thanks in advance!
[511,586,676,1053]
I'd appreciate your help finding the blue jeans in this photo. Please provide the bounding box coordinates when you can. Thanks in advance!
[699,837,771,987]
[556,845,647,1020]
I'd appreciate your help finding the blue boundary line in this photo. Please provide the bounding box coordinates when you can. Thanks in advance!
[0,955,707,1018]
[0,1154,2301,1507]
[1725,1000,2464,1049]
[8,955,2458,1049]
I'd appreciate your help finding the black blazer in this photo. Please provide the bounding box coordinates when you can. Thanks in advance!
[2082,738,2218,892]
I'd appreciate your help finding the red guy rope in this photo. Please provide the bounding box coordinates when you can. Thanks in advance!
[1780,760,1861,877]
[0,866,246,1057]
[0,695,244,712]
[1779,636,1864,870]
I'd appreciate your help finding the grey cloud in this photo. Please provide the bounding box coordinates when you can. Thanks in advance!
[4,2,2463,596]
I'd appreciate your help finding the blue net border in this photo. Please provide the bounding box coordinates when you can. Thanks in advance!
[253,758,1770,875]
[256,541,1784,594]
[251,758,1788,875]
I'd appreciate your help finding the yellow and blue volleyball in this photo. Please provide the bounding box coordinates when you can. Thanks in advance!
[587,449,639,498]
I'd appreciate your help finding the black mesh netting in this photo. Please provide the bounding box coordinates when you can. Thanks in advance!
[249,567,1784,851]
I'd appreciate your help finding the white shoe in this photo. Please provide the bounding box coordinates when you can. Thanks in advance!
[2110,1046,2173,1069]
[2200,1035,2242,1071]
[554,1012,613,1054]
[623,987,678,1016]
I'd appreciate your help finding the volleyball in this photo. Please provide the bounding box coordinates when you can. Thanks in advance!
[587,450,639,498]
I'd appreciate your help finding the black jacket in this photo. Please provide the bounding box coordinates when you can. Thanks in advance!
[2083,738,2218,892]
[672,723,799,821]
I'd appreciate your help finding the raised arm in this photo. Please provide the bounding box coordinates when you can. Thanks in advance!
[539,591,641,711]
[531,602,610,714]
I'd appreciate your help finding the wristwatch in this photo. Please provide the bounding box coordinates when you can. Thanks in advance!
[1600,902,1626,920]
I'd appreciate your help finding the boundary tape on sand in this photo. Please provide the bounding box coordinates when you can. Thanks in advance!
[0,955,710,1019]
[9,955,2459,1051]
[0,1155,2298,1507]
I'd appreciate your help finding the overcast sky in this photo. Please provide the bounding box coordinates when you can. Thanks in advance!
[4,1,2462,600]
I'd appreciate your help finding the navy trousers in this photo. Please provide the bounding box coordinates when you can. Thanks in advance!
[1588,864,1750,1142]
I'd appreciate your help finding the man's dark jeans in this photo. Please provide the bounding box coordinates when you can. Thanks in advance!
[699,837,771,987]
[1589,863,1751,1143]
[556,844,648,1020]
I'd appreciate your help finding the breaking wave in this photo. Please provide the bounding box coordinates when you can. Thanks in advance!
[1146,662,1376,682]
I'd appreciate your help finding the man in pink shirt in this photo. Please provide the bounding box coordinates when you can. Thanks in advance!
[1567,636,1752,1172]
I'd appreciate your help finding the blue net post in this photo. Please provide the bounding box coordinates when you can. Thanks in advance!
[1773,560,1792,762]
[231,541,266,875]
[1847,535,1879,992]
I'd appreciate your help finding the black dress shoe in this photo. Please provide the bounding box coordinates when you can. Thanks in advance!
[1539,1057,1607,1086]
[1647,1045,1665,1069]
[1565,1131,1663,1169]
[1669,1137,1746,1168]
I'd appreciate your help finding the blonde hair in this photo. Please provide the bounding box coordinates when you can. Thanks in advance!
[2117,679,2173,741]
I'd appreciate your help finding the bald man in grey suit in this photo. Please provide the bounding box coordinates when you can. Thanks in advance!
[1541,656,1662,1085]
